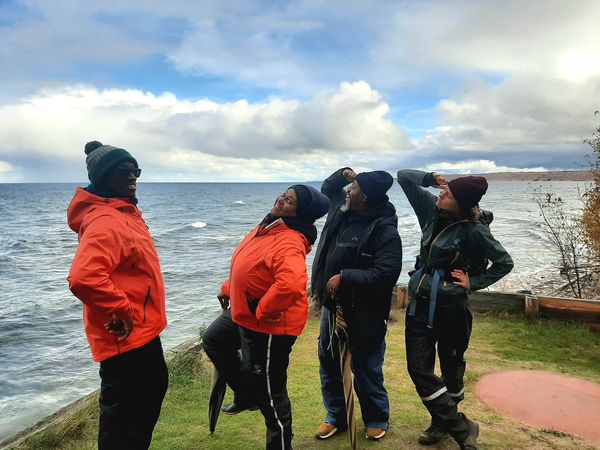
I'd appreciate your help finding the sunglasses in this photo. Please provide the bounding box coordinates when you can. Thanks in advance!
[113,168,142,178]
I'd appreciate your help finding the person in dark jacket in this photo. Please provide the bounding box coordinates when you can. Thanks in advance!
[202,184,329,450]
[397,169,513,450]
[312,168,402,441]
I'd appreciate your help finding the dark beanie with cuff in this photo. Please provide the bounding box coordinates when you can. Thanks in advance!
[283,185,330,244]
[447,176,488,210]
[84,140,138,188]
[355,171,394,205]
[288,184,330,223]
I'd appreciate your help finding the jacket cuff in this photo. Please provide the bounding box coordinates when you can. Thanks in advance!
[422,172,437,187]
[221,280,231,298]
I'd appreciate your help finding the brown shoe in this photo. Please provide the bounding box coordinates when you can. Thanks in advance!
[315,422,339,439]
[366,427,386,440]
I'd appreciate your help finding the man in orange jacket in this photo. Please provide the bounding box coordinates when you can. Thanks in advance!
[203,184,329,450]
[68,141,168,450]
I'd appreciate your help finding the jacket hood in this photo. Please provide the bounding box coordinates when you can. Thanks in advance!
[479,209,494,225]
[67,187,136,233]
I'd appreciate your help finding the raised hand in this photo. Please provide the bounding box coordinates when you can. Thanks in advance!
[342,168,356,182]
[432,172,449,189]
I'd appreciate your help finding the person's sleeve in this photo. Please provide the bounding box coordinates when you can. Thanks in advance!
[340,227,403,290]
[396,169,438,229]
[468,226,514,291]
[68,215,133,318]
[255,238,308,320]
[321,167,353,206]
[220,280,231,298]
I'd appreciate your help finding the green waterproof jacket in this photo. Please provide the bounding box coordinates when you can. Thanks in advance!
[397,169,514,299]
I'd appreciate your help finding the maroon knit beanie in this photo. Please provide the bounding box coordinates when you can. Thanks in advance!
[447,176,488,210]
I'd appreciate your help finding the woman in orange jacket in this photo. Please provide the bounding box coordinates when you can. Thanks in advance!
[203,184,329,450]
[68,141,168,450]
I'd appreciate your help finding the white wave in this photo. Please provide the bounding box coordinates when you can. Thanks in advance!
[190,221,207,228]
[233,200,245,205]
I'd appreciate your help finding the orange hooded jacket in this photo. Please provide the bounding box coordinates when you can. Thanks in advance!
[67,188,167,362]
[222,219,310,336]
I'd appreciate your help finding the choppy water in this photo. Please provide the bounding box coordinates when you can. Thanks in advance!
[0,180,584,440]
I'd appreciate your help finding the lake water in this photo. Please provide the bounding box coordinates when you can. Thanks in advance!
[0,180,585,440]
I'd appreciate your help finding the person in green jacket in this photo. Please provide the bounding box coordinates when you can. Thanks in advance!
[397,169,513,450]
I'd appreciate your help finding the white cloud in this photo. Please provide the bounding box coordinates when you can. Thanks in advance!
[1,0,599,94]
[370,0,600,87]
[0,81,412,181]
[424,159,546,174]
[0,161,14,173]
[416,75,600,160]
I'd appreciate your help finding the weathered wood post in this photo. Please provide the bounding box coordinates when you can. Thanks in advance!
[396,285,408,309]
[524,295,540,319]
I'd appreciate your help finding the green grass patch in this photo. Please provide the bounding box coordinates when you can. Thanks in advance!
[10,313,600,450]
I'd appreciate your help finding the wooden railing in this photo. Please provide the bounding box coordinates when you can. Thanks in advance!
[393,284,600,333]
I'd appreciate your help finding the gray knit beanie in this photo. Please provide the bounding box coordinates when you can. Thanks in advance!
[84,141,138,188]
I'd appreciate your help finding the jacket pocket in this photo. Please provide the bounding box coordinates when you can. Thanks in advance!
[142,286,153,323]
[247,297,260,315]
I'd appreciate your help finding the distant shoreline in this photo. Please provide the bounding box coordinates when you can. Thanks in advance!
[450,171,592,182]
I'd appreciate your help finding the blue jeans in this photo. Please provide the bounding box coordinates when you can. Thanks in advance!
[318,306,389,430]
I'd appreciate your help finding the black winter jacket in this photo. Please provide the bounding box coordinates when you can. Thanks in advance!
[312,168,403,347]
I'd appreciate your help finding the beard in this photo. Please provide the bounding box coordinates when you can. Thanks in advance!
[339,202,350,213]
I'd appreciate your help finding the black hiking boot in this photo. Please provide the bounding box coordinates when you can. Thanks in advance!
[418,422,447,445]
[455,413,479,450]
[221,402,259,415]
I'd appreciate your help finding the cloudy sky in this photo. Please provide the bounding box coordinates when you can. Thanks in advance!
[1,0,599,182]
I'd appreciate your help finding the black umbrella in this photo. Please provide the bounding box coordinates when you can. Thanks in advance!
[207,303,229,434]
[335,307,357,450]
[208,366,227,433]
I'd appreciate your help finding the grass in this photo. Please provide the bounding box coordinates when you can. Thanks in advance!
[10,312,600,450]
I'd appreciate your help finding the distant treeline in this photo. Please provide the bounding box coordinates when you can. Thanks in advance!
[453,171,592,181]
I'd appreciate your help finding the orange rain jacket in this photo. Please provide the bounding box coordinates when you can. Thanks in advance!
[67,188,167,362]
[222,219,311,336]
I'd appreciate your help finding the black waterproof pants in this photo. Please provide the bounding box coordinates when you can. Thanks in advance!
[405,295,473,442]
[98,336,168,450]
[203,310,297,450]
[203,309,249,403]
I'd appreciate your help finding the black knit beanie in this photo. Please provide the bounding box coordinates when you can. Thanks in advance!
[355,171,394,205]
[448,176,488,210]
[282,185,330,244]
[290,185,312,216]
[84,140,138,188]
[289,185,329,221]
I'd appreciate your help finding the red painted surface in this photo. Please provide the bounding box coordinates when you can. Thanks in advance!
[476,370,600,443]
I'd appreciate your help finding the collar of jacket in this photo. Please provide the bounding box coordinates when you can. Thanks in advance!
[86,184,138,205]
